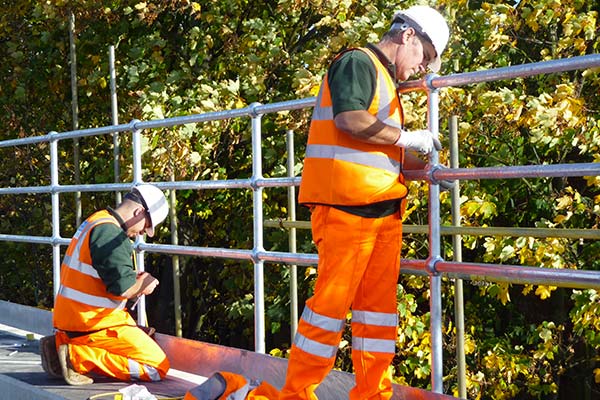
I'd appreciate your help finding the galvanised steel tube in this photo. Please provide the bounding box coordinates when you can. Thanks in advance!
[0,124,135,148]
[0,98,317,149]
[250,105,266,354]
[403,163,600,182]
[252,97,316,114]
[134,108,252,130]
[131,121,148,326]
[264,220,600,240]
[0,177,299,196]
[133,98,318,131]
[435,261,600,290]
[434,163,600,181]
[286,129,299,342]
[426,83,444,394]
[49,132,62,300]
[109,45,122,205]
[398,53,600,92]
[0,183,132,196]
[0,234,55,245]
[138,243,254,261]
[431,53,600,89]
[0,186,56,195]
[450,116,467,399]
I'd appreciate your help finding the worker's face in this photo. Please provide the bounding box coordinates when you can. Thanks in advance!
[394,29,436,81]
[126,207,152,238]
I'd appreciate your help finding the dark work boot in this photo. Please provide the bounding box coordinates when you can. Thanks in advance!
[58,344,94,386]
[40,335,62,378]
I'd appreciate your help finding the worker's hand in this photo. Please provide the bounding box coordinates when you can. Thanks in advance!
[137,272,159,296]
[394,129,442,155]
[433,164,457,192]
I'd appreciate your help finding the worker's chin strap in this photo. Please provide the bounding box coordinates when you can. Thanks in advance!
[120,210,146,233]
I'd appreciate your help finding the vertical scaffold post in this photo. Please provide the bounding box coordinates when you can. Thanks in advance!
[49,131,62,300]
[286,129,298,341]
[130,120,147,326]
[109,45,122,206]
[426,78,444,394]
[250,103,266,353]
[450,115,467,398]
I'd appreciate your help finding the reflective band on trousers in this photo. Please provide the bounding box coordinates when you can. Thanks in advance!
[294,332,338,359]
[305,144,401,175]
[145,365,161,382]
[127,359,160,381]
[301,306,345,332]
[352,310,398,327]
[58,285,126,310]
[352,336,396,354]
[129,359,140,380]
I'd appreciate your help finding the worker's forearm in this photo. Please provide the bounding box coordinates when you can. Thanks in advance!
[334,110,401,145]
[121,272,158,299]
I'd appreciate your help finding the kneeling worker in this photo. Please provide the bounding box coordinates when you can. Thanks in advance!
[40,184,170,385]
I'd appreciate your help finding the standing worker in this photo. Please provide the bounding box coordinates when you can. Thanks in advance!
[40,184,170,385]
[280,6,450,400]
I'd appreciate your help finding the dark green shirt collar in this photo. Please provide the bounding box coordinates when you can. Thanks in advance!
[107,207,128,232]
[366,43,397,82]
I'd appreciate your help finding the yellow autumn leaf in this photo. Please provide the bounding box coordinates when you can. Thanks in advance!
[535,285,557,300]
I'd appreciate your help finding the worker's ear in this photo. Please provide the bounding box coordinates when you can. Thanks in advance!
[132,206,146,219]
[400,27,416,44]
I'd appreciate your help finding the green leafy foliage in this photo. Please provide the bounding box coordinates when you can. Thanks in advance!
[1,0,600,398]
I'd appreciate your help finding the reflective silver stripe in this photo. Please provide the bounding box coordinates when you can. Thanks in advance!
[147,194,167,215]
[310,83,332,121]
[382,116,402,130]
[305,144,401,174]
[58,286,126,310]
[352,310,398,327]
[312,104,333,121]
[72,220,89,240]
[294,332,338,359]
[376,77,392,122]
[144,364,161,381]
[63,254,100,279]
[64,217,117,278]
[128,359,141,380]
[301,307,344,332]
[226,383,251,400]
[352,336,396,354]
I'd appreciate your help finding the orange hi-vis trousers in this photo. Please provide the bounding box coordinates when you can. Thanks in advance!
[55,325,170,382]
[280,205,402,400]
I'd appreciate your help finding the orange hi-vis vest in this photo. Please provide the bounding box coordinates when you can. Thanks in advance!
[298,47,408,207]
[53,210,136,332]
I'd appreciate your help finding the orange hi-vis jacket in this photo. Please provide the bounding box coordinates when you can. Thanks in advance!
[53,210,136,332]
[298,46,407,207]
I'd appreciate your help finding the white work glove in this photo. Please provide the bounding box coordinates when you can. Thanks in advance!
[394,129,442,155]
[434,164,457,192]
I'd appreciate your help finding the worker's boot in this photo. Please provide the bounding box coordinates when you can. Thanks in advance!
[57,344,94,385]
[40,335,62,378]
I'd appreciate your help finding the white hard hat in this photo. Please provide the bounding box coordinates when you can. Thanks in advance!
[130,184,168,237]
[392,6,450,72]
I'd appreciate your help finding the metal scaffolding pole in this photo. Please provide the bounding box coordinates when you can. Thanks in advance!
[286,130,299,342]
[69,11,81,226]
[450,115,466,398]
[109,45,122,206]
